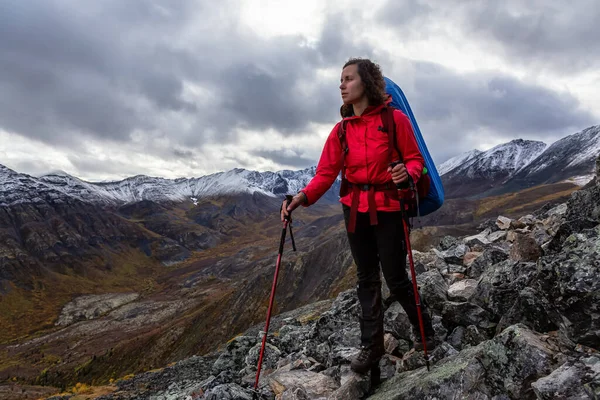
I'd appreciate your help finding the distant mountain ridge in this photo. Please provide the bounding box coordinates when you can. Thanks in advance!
[0,165,340,207]
[439,125,599,198]
[495,125,600,194]
[1,125,598,206]
[437,149,483,176]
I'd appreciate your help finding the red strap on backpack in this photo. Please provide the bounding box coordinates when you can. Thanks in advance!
[337,120,349,198]
[381,106,402,164]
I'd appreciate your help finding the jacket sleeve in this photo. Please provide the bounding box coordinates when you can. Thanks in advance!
[301,123,344,206]
[394,110,424,183]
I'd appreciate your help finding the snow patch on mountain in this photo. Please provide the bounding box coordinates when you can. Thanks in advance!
[438,150,482,176]
[516,125,600,176]
[1,165,324,207]
[566,125,600,167]
[444,139,548,180]
[563,174,595,186]
[2,125,597,207]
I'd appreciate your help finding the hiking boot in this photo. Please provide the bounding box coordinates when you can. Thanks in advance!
[351,346,384,374]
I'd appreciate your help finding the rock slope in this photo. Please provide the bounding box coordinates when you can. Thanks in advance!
[58,174,600,400]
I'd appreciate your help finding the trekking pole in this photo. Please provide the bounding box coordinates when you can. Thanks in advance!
[253,195,297,398]
[392,163,430,371]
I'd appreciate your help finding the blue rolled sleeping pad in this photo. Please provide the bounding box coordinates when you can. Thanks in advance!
[384,76,444,216]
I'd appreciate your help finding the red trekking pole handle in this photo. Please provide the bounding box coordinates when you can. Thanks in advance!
[253,196,296,397]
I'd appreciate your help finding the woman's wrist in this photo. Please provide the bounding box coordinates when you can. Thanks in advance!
[297,191,308,205]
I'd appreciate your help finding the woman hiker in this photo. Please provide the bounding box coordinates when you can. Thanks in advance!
[280,58,436,374]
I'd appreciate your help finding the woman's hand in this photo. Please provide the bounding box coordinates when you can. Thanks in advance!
[280,192,307,221]
[387,163,408,185]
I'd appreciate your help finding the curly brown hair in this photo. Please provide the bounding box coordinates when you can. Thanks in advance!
[340,58,387,117]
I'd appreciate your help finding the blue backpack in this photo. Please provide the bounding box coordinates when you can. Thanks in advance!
[383,76,444,216]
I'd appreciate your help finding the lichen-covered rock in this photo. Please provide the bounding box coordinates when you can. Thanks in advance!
[383,333,399,355]
[466,245,509,279]
[496,216,512,230]
[471,260,538,320]
[565,185,600,226]
[531,225,552,247]
[477,218,501,233]
[442,301,495,331]
[415,269,448,312]
[487,230,507,243]
[277,323,313,355]
[328,369,370,400]
[532,355,600,400]
[438,235,459,251]
[384,302,412,342]
[495,287,561,334]
[213,336,258,377]
[463,325,489,348]
[447,279,478,302]
[279,386,310,400]
[310,291,360,343]
[398,342,459,373]
[447,326,465,350]
[433,244,469,265]
[268,370,339,399]
[463,251,482,267]
[509,233,542,262]
[463,229,492,247]
[203,383,254,400]
[545,186,600,253]
[537,227,600,348]
[327,323,361,348]
[246,343,282,372]
[410,250,440,277]
[369,325,558,400]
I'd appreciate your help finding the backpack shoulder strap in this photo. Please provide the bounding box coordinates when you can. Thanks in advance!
[337,120,350,197]
[337,120,348,154]
[381,107,403,163]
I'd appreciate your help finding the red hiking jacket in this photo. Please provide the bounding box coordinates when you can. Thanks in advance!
[301,103,424,212]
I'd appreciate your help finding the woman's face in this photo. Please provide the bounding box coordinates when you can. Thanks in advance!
[340,64,365,105]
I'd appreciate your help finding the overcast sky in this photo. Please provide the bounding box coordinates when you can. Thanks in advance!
[0,0,598,181]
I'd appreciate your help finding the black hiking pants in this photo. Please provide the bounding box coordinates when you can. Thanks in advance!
[343,205,433,349]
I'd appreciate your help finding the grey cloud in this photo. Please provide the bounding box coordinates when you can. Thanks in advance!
[0,0,198,145]
[172,148,195,159]
[377,0,433,29]
[462,1,600,72]
[251,148,315,169]
[377,0,600,74]
[67,153,152,180]
[8,160,59,178]
[0,0,363,154]
[398,60,596,163]
[2,0,597,178]
[317,13,377,64]
[411,61,594,134]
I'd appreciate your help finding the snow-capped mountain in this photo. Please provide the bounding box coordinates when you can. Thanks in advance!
[441,139,548,198]
[438,150,482,176]
[499,125,600,193]
[440,125,599,198]
[445,139,547,180]
[2,125,598,207]
[0,164,337,207]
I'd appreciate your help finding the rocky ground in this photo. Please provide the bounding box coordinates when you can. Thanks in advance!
[37,179,599,399]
